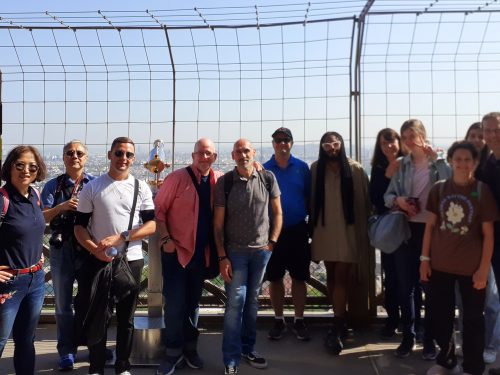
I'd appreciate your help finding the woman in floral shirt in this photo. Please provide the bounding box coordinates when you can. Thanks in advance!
[420,141,498,375]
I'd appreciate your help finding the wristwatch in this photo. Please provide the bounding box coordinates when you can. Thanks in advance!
[419,255,431,262]
[121,230,131,242]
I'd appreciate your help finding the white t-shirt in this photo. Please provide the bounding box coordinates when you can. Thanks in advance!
[77,173,154,261]
[410,160,431,223]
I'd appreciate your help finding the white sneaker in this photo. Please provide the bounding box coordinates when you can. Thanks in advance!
[117,372,132,375]
[426,364,462,375]
[484,349,497,364]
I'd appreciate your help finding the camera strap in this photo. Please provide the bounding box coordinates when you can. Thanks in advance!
[54,173,85,203]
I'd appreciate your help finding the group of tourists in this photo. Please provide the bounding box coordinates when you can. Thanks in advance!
[0,113,499,375]
[370,114,500,375]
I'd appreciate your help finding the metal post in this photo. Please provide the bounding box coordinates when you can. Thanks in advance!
[164,26,176,171]
[347,0,377,324]
[353,0,374,161]
[129,26,178,366]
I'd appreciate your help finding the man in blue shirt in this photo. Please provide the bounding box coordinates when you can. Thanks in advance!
[41,140,95,371]
[263,127,312,341]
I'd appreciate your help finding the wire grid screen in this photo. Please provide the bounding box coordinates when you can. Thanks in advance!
[360,11,500,162]
[0,19,354,174]
[0,11,356,306]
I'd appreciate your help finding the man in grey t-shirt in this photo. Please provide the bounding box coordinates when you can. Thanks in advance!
[214,139,282,375]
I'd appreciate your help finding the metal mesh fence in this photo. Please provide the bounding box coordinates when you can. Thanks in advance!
[3,1,500,309]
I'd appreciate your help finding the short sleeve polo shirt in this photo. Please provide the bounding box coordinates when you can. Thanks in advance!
[214,168,281,251]
[0,183,45,269]
[264,154,310,228]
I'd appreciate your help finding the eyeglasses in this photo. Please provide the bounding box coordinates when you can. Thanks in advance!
[114,150,135,160]
[273,138,292,144]
[194,151,215,158]
[65,150,86,158]
[321,141,342,151]
[14,162,39,173]
[484,128,500,136]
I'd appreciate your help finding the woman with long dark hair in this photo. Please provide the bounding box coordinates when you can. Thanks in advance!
[310,131,371,355]
[370,128,404,338]
[384,119,451,360]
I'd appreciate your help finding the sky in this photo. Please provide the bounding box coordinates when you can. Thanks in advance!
[2,1,500,168]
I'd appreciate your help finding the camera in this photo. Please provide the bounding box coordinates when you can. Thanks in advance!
[49,212,76,249]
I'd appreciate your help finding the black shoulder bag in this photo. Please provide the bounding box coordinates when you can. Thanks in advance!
[185,167,220,280]
[112,178,141,302]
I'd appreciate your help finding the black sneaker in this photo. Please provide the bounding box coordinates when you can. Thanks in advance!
[156,355,185,375]
[422,340,437,361]
[105,348,115,366]
[415,327,424,344]
[268,319,287,340]
[224,365,238,374]
[324,327,343,355]
[380,325,397,340]
[241,351,267,369]
[184,350,204,369]
[394,338,415,358]
[292,319,311,341]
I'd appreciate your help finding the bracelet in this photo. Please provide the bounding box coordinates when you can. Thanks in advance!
[160,236,171,246]
[419,255,431,262]
[268,239,277,246]
[218,255,228,262]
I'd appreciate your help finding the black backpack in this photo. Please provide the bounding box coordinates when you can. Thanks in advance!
[223,169,273,201]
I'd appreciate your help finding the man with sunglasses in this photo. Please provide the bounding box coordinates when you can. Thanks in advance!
[310,131,372,355]
[263,127,312,342]
[74,137,156,375]
[41,140,96,371]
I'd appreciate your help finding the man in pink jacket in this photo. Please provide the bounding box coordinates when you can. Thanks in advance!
[154,138,223,375]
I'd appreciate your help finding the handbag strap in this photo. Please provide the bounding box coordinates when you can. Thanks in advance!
[124,178,140,252]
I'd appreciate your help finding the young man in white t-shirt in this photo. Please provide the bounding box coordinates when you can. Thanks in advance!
[74,137,156,375]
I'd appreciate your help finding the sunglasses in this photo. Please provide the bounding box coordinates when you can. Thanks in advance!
[273,138,292,144]
[14,162,39,173]
[65,150,86,158]
[321,141,342,151]
[114,150,135,160]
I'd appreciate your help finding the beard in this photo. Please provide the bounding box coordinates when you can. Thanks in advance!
[327,153,341,162]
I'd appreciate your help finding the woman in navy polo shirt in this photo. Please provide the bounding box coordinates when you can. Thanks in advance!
[0,145,47,374]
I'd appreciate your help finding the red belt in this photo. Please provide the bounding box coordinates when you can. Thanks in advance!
[5,260,43,276]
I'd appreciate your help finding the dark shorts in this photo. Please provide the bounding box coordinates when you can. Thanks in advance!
[266,221,311,282]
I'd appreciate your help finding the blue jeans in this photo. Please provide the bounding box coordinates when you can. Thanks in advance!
[161,252,204,356]
[393,222,432,342]
[222,249,271,367]
[491,240,500,301]
[0,269,45,374]
[484,269,500,351]
[50,240,80,356]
